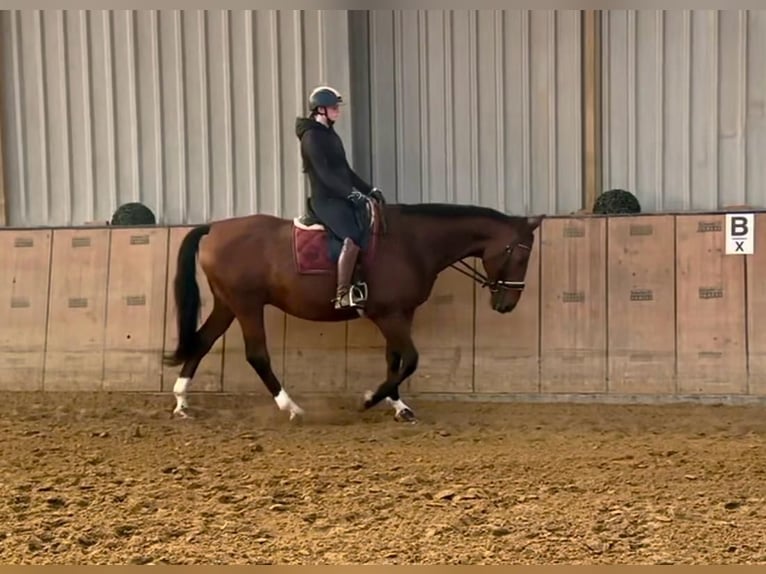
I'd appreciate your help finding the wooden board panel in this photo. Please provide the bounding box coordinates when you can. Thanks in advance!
[607,216,676,394]
[44,229,110,390]
[103,228,169,391]
[161,227,223,392]
[407,267,475,394]
[346,317,387,395]
[676,214,747,394]
[474,229,541,393]
[283,318,346,393]
[540,217,607,393]
[0,229,52,390]
[222,305,286,393]
[746,213,766,395]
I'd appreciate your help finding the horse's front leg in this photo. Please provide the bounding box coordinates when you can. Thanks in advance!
[378,340,417,423]
[363,311,419,423]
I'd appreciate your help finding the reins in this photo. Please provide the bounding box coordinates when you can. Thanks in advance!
[449,242,531,293]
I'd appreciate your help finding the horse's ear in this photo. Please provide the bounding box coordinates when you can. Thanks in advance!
[527,215,544,230]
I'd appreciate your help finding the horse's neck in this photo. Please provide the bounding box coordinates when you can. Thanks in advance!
[413,217,497,273]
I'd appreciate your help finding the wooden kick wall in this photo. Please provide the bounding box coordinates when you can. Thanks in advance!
[1,213,765,399]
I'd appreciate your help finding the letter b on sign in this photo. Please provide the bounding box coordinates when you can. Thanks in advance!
[725,213,755,255]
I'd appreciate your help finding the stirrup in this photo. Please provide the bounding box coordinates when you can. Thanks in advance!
[334,282,368,309]
[350,282,368,306]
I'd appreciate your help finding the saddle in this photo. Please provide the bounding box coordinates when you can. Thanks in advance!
[294,210,323,229]
[291,197,382,277]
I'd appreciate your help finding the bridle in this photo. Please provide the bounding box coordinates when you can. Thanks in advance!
[449,241,532,293]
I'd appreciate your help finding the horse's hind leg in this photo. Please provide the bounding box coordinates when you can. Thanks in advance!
[172,295,234,417]
[236,304,305,420]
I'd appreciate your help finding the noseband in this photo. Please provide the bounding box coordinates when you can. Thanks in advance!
[449,242,532,293]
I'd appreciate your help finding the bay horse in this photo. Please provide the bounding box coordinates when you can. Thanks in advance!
[164,198,543,423]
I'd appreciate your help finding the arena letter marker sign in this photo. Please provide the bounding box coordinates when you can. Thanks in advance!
[725,213,755,255]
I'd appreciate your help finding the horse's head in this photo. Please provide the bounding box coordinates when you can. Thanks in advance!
[480,215,543,314]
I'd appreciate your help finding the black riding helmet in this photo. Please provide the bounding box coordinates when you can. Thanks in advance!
[309,86,344,123]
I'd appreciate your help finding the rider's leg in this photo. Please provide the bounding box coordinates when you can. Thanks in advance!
[334,237,362,309]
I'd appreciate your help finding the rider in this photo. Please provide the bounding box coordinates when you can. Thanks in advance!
[295,85,385,310]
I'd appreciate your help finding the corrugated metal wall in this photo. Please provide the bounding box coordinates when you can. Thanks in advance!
[353,10,584,216]
[602,9,766,211]
[0,9,353,226]
[8,10,766,227]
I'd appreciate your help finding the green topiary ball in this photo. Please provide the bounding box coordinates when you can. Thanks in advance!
[110,202,157,226]
[592,188,642,215]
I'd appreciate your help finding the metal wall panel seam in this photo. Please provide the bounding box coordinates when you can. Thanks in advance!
[149,10,163,223]
[495,11,505,212]
[393,11,404,203]
[627,9,636,194]
[521,10,531,212]
[738,10,748,205]
[10,11,28,223]
[317,10,325,83]
[101,10,117,218]
[682,10,691,209]
[573,11,583,214]
[245,10,257,215]
[547,11,557,213]
[710,11,719,210]
[269,11,282,218]
[34,11,51,223]
[221,10,234,219]
[469,10,479,206]
[654,10,664,210]
[293,10,305,217]
[126,10,140,204]
[444,11,454,205]
[418,10,429,205]
[172,10,187,223]
[604,12,613,200]
[56,11,73,225]
[196,11,210,221]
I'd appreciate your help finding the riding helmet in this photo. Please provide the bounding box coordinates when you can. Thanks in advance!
[309,86,344,112]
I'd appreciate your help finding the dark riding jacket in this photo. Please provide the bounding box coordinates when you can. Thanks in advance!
[295,117,373,201]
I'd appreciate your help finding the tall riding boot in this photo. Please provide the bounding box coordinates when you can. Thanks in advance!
[334,238,362,309]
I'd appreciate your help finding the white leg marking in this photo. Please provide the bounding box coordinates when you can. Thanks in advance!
[385,397,412,415]
[274,389,305,420]
[365,392,412,414]
[173,377,191,417]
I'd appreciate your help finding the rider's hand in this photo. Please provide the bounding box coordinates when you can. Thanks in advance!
[370,187,386,204]
[347,190,366,205]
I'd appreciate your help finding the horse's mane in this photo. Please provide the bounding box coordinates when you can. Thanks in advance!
[396,202,513,222]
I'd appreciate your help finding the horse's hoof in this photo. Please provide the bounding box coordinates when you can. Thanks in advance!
[172,407,193,420]
[394,408,418,424]
[362,390,375,410]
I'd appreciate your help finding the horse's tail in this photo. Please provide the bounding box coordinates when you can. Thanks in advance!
[163,224,212,367]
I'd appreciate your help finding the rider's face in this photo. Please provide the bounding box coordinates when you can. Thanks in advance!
[325,105,341,123]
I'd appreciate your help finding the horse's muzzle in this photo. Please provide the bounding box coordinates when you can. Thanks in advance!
[492,302,516,314]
